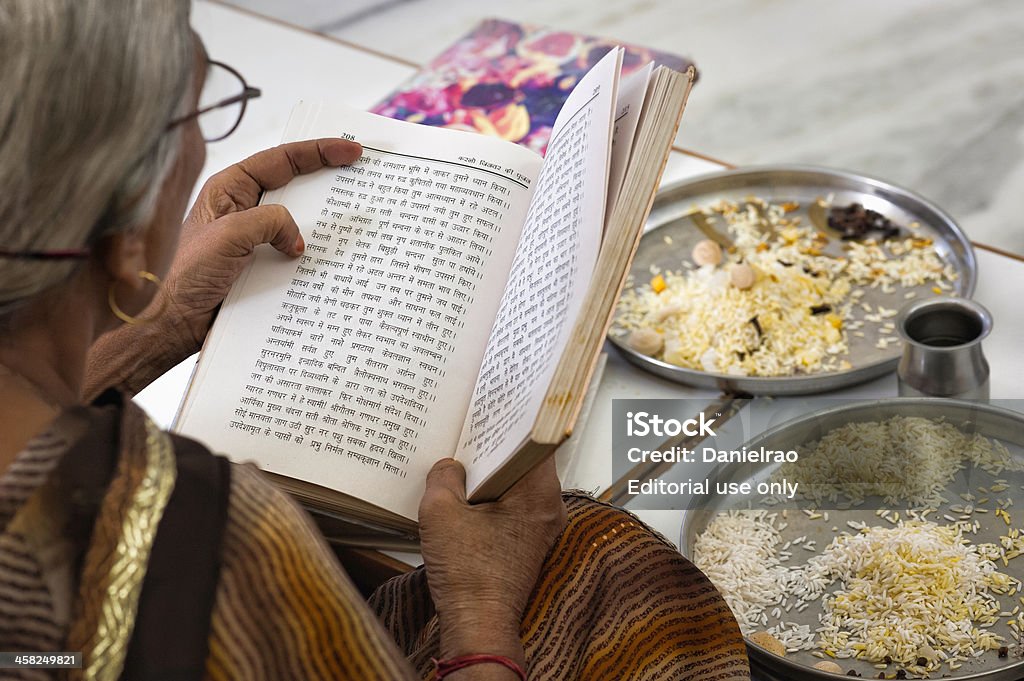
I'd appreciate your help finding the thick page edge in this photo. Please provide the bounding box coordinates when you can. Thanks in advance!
[543,66,695,440]
[454,48,621,492]
[467,67,696,502]
[469,352,608,502]
[555,352,608,493]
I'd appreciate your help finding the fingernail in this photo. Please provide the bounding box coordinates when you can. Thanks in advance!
[294,234,305,255]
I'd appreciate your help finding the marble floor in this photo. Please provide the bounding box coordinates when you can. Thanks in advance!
[217,0,1024,255]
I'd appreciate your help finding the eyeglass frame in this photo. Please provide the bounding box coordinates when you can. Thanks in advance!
[165,59,262,142]
[0,60,262,261]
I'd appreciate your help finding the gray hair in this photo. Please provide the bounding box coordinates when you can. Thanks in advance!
[0,0,195,315]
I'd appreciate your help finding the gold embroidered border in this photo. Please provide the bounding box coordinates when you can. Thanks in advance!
[79,417,176,681]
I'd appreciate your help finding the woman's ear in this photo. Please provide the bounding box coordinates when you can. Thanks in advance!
[100,231,150,290]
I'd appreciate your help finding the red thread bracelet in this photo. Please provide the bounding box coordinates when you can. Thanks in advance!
[432,654,527,680]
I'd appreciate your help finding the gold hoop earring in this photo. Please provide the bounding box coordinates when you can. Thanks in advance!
[108,271,167,325]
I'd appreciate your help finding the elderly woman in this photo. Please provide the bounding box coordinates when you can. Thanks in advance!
[0,1,749,679]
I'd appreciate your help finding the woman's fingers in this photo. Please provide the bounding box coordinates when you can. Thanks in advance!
[193,138,362,219]
[217,203,304,257]
[234,138,363,191]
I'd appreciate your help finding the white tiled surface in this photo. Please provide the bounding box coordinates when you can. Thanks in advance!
[168,3,1024,555]
[149,2,1024,419]
[153,1,1024,427]
[213,0,1024,255]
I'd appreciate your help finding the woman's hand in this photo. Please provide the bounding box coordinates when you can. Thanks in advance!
[83,138,360,399]
[418,456,567,667]
[165,138,362,355]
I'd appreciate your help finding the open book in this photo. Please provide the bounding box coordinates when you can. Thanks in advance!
[176,49,693,534]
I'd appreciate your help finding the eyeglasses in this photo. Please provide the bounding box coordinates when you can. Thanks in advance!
[0,60,262,262]
[166,59,261,142]
[0,247,90,260]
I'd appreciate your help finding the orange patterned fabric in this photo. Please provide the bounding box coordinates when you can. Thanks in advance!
[371,495,750,680]
[3,397,748,680]
[203,464,417,681]
[0,401,417,681]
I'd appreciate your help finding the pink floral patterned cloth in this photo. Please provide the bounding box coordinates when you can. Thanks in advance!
[372,18,696,156]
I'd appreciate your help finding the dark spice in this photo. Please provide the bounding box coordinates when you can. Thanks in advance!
[895,670,907,679]
[846,671,861,677]
[883,655,892,664]
[828,202,902,241]
[810,304,832,315]
[749,316,763,337]
[999,646,1009,658]
[915,657,927,666]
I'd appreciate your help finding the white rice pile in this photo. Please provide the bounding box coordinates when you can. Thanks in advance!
[772,416,1024,507]
[612,197,956,377]
[800,521,1015,673]
[618,257,852,376]
[694,513,1021,676]
[691,510,788,633]
[694,418,1024,676]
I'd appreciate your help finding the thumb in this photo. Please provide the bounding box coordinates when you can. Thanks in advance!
[218,203,304,258]
[423,457,468,503]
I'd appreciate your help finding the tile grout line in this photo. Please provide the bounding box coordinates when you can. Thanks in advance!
[313,0,415,35]
[205,0,420,68]
[672,146,734,168]
[972,241,1024,264]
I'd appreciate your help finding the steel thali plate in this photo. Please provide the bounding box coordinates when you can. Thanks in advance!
[609,165,977,395]
[679,399,1024,680]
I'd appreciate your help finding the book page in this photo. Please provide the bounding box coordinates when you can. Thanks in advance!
[177,102,542,520]
[467,67,694,502]
[455,48,622,494]
[606,62,653,218]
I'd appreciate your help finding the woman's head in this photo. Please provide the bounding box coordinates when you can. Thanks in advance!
[0,0,201,321]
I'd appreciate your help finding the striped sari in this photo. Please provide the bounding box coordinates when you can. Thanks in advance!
[373,494,750,680]
[1,394,749,680]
